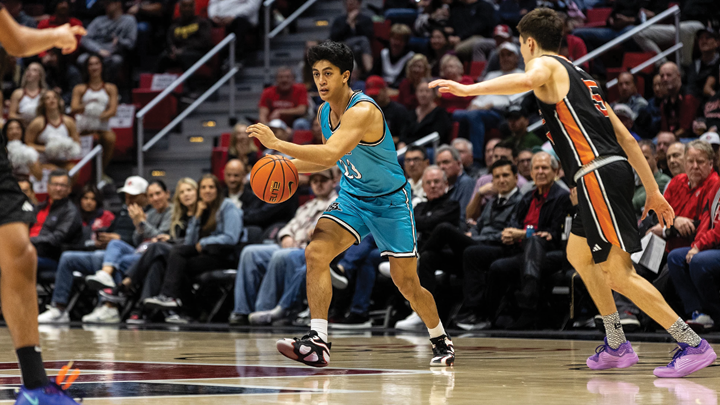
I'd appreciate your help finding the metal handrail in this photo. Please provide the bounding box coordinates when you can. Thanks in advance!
[264,0,320,84]
[69,144,103,185]
[136,34,237,175]
[397,132,440,157]
[606,43,683,88]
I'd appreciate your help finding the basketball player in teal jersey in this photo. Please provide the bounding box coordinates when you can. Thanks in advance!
[0,6,86,404]
[247,41,454,367]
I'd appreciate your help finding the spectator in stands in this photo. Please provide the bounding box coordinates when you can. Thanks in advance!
[446,0,497,59]
[502,104,543,151]
[557,11,587,71]
[414,0,450,38]
[38,175,149,323]
[472,25,525,75]
[437,54,474,113]
[37,0,85,51]
[659,62,699,138]
[616,72,648,116]
[8,63,47,127]
[79,0,138,84]
[3,119,42,179]
[498,0,535,28]
[224,159,246,209]
[436,144,475,223]
[71,54,119,178]
[3,0,37,28]
[31,169,82,270]
[572,0,638,62]
[74,184,115,250]
[258,67,309,130]
[478,138,501,176]
[70,0,105,26]
[452,138,481,179]
[655,131,677,176]
[158,0,212,73]
[404,145,429,207]
[208,0,262,59]
[687,27,719,99]
[330,0,374,74]
[517,149,533,182]
[241,171,299,232]
[371,24,415,89]
[633,4,706,68]
[700,131,720,161]
[364,76,411,145]
[26,90,81,172]
[666,141,686,178]
[328,235,378,328]
[230,169,337,326]
[101,178,199,324]
[424,27,453,77]
[705,92,720,131]
[476,152,571,330]
[667,180,720,331]
[41,48,82,105]
[467,141,529,220]
[261,120,294,157]
[633,140,671,215]
[613,104,640,139]
[228,123,259,168]
[648,140,719,253]
[144,175,242,322]
[397,54,431,110]
[636,73,668,139]
[395,165,462,330]
[17,177,38,205]
[401,78,452,147]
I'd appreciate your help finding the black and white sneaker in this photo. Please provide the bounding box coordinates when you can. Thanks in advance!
[430,335,455,367]
[276,330,332,367]
[143,295,181,309]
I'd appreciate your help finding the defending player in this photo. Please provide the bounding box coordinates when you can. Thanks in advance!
[247,41,454,367]
[0,5,87,405]
[429,8,715,378]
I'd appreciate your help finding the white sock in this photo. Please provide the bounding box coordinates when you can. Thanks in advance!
[310,319,329,342]
[428,320,446,339]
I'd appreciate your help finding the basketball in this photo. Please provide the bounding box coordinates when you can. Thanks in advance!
[250,155,299,204]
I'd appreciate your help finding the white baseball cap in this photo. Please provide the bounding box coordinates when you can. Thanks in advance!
[268,119,289,131]
[498,42,519,56]
[700,131,720,146]
[613,103,636,121]
[118,176,148,195]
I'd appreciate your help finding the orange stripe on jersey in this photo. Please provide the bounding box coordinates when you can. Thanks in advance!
[556,100,596,164]
[584,172,620,247]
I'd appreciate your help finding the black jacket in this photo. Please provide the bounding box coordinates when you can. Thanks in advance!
[403,106,452,146]
[108,206,146,247]
[414,193,460,250]
[330,13,374,42]
[31,198,82,260]
[239,186,299,230]
[475,188,523,244]
[448,0,497,40]
[510,182,572,249]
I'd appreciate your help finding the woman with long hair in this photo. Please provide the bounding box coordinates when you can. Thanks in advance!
[25,89,81,171]
[228,123,259,169]
[402,77,452,147]
[8,62,48,127]
[143,174,242,323]
[426,27,453,77]
[2,119,42,179]
[74,184,115,248]
[71,53,118,175]
[397,54,432,110]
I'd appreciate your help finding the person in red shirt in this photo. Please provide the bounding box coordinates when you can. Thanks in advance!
[648,140,719,252]
[37,0,84,52]
[258,66,309,129]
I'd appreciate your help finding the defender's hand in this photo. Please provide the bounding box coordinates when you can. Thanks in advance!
[54,24,86,54]
[642,190,675,228]
[428,79,471,97]
[247,123,279,150]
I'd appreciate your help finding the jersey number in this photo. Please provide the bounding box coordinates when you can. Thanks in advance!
[339,159,362,179]
[583,80,609,117]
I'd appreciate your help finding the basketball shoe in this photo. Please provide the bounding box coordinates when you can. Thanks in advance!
[276,330,332,367]
[430,335,455,366]
[653,339,717,378]
[16,364,81,405]
[586,338,639,370]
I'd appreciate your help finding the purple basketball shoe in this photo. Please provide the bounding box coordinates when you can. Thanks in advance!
[586,338,639,370]
[653,339,717,378]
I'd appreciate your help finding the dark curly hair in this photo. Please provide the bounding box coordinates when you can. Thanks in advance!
[307,41,354,78]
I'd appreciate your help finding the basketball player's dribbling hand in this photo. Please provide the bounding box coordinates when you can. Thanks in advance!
[53,24,87,54]
[247,123,279,150]
[643,190,675,228]
[427,79,471,97]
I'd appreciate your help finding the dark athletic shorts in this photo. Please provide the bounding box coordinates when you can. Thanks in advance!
[571,159,641,263]
[0,172,35,227]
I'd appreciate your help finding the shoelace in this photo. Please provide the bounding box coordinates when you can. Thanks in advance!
[666,345,685,367]
[594,344,607,354]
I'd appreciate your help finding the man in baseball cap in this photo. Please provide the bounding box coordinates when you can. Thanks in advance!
[118,176,149,196]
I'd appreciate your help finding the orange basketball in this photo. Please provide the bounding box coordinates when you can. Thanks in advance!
[250,155,299,204]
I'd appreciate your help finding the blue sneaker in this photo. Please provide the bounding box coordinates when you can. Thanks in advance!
[15,383,80,405]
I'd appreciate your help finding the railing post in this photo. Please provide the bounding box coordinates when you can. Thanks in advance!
[137,117,144,177]
[264,2,271,85]
[674,12,681,65]
[95,145,103,185]
[229,37,236,124]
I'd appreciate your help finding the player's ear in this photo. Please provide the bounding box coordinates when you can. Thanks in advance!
[342,70,350,84]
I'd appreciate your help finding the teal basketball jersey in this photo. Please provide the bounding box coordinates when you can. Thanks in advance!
[318,91,406,197]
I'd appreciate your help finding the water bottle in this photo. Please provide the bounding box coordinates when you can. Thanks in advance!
[526,225,535,239]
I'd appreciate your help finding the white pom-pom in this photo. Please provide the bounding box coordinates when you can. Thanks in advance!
[45,136,81,161]
[7,140,39,174]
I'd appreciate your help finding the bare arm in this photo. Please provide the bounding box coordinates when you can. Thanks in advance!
[70,85,86,115]
[99,84,119,120]
[466,190,484,220]
[0,9,86,56]
[276,104,309,119]
[258,106,270,124]
[7,89,23,120]
[65,117,80,143]
[704,76,717,98]
[291,159,334,173]
[25,118,45,153]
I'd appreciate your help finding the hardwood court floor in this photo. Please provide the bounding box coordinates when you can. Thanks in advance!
[0,326,717,404]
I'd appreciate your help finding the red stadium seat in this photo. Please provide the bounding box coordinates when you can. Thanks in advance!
[622,52,656,75]
[470,61,486,79]
[585,8,612,28]
[212,133,232,181]
[292,130,314,144]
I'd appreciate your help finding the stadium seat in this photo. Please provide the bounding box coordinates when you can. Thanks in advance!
[470,61,486,79]
[211,133,231,181]
[193,269,237,323]
[584,8,612,28]
[622,52,656,75]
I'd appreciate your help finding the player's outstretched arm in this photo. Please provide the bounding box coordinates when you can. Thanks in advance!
[248,104,374,167]
[0,8,86,56]
[290,159,334,174]
[607,102,675,227]
[428,58,552,97]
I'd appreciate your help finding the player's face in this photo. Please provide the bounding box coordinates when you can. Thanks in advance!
[177,183,198,208]
[667,143,686,176]
[80,191,97,212]
[147,184,169,212]
[5,121,23,141]
[491,164,517,195]
[312,61,349,101]
[422,169,447,200]
[531,155,556,188]
[685,147,713,186]
[200,178,218,203]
